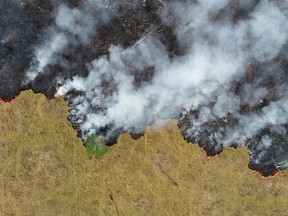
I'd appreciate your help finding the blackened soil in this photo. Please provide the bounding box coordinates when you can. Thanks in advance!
[0,0,180,100]
[0,1,54,100]
[178,59,288,177]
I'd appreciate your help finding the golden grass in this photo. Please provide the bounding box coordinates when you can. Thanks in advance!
[0,90,288,216]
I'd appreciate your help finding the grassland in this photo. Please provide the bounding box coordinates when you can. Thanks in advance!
[0,90,288,216]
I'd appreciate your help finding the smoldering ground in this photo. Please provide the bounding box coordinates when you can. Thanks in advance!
[0,0,288,176]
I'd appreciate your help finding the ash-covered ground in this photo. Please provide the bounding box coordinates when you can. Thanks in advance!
[1,0,288,177]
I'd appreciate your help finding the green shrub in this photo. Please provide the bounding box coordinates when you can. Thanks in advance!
[85,135,109,157]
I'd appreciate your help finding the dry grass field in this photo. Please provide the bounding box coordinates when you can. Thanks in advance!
[1,90,288,216]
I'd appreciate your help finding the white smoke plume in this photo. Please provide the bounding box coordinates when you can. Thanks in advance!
[24,0,288,175]
[57,0,288,136]
[24,0,116,83]
[25,30,68,83]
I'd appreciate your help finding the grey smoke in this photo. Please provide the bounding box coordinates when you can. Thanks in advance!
[55,4,96,43]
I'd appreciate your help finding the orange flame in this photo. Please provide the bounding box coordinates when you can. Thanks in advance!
[0,95,18,104]
[202,147,215,159]
[0,91,58,105]
[272,171,279,178]
[249,168,280,179]
[206,153,214,159]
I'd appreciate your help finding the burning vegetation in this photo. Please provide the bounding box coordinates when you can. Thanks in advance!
[0,0,288,177]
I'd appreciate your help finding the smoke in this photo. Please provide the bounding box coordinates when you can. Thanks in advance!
[24,0,116,83]
[25,31,68,82]
[22,0,288,176]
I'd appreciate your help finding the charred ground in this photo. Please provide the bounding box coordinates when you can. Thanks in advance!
[179,59,288,177]
[0,0,178,100]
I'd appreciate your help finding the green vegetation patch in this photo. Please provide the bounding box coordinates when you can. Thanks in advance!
[85,134,109,157]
